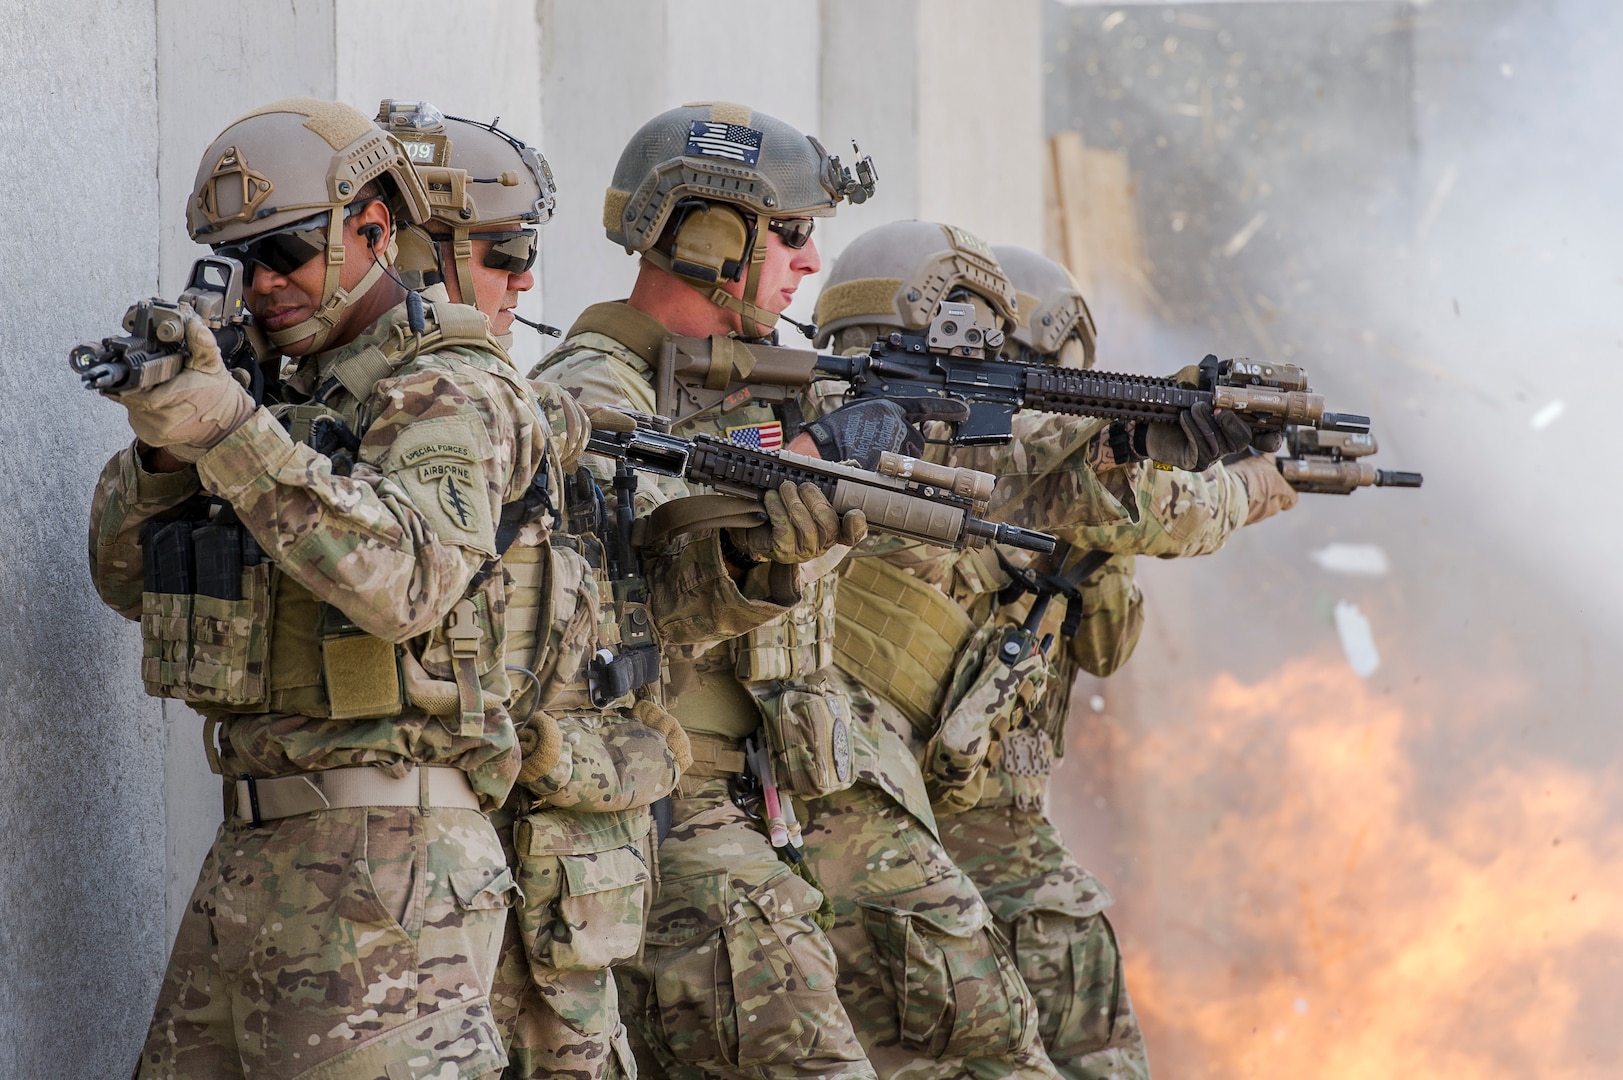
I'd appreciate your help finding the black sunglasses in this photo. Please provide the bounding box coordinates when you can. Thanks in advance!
[213,200,379,283]
[767,217,816,249]
[470,229,539,274]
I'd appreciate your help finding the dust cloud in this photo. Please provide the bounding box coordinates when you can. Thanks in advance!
[1042,1,1623,1073]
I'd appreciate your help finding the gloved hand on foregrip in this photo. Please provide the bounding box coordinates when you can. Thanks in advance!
[1141,399,1254,472]
[111,307,255,462]
[801,396,970,468]
[924,630,1049,815]
[726,480,867,565]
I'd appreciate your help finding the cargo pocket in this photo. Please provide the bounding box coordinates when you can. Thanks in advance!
[860,880,1037,1059]
[141,590,192,699]
[644,867,835,1069]
[761,679,857,799]
[546,845,650,970]
[1011,907,1124,1059]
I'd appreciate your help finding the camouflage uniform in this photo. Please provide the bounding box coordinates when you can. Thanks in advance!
[531,303,877,1080]
[833,407,1256,1080]
[91,299,550,1079]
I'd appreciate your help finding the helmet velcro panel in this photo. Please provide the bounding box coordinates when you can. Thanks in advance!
[603,189,630,233]
[234,97,372,150]
[814,278,907,331]
[693,100,755,126]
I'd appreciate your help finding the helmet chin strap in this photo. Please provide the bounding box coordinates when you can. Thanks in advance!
[450,227,479,313]
[266,213,393,352]
[644,243,780,341]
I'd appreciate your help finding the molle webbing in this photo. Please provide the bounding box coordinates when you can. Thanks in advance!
[833,556,974,731]
[500,544,547,683]
[564,302,671,373]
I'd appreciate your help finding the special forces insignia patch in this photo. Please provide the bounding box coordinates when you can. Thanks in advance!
[429,465,479,531]
[389,424,496,556]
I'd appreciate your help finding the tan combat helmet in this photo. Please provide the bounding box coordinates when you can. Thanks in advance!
[812,220,1020,351]
[375,100,557,311]
[991,245,1098,369]
[187,97,433,352]
[604,101,876,338]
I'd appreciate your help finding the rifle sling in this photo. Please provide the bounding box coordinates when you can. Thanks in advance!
[639,494,768,550]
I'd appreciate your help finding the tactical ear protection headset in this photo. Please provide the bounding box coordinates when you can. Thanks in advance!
[661,198,756,285]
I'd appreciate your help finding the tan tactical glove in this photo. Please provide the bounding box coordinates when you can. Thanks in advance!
[111,308,255,462]
[727,480,867,565]
[925,627,1050,815]
[1226,451,1300,525]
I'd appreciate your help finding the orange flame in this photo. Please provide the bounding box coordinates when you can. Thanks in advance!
[1089,656,1622,1078]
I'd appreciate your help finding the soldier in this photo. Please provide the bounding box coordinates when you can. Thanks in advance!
[374,100,677,1080]
[536,106,1077,1080]
[376,101,550,349]
[529,102,891,1080]
[88,96,550,1079]
[812,227,1297,1080]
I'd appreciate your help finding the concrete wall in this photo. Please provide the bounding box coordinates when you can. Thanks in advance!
[0,5,164,1075]
[0,3,1045,1073]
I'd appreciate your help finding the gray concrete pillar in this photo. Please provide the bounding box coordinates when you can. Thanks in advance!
[0,4,163,1075]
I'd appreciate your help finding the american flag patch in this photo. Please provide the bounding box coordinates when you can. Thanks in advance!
[687,121,763,165]
[726,421,783,451]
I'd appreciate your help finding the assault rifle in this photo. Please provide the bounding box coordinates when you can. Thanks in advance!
[1277,428,1424,495]
[584,414,1056,555]
[652,301,1372,446]
[69,256,270,400]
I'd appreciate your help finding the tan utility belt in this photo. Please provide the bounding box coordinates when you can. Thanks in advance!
[233,765,480,826]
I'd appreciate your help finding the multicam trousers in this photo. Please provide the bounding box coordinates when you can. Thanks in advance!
[490,807,650,1080]
[943,805,1149,1080]
[137,806,512,1080]
[617,778,876,1080]
[799,783,1062,1080]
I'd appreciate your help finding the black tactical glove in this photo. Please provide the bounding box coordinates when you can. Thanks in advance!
[1138,399,1254,471]
[800,397,971,468]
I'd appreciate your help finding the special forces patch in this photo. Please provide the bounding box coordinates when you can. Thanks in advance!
[430,465,479,531]
[388,422,496,556]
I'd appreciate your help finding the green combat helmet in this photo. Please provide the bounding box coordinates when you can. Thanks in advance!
[375,99,557,322]
[991,245,1098,370]
[603,101,875,339]
[812,219,1020,353]
[187,97,433,352]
